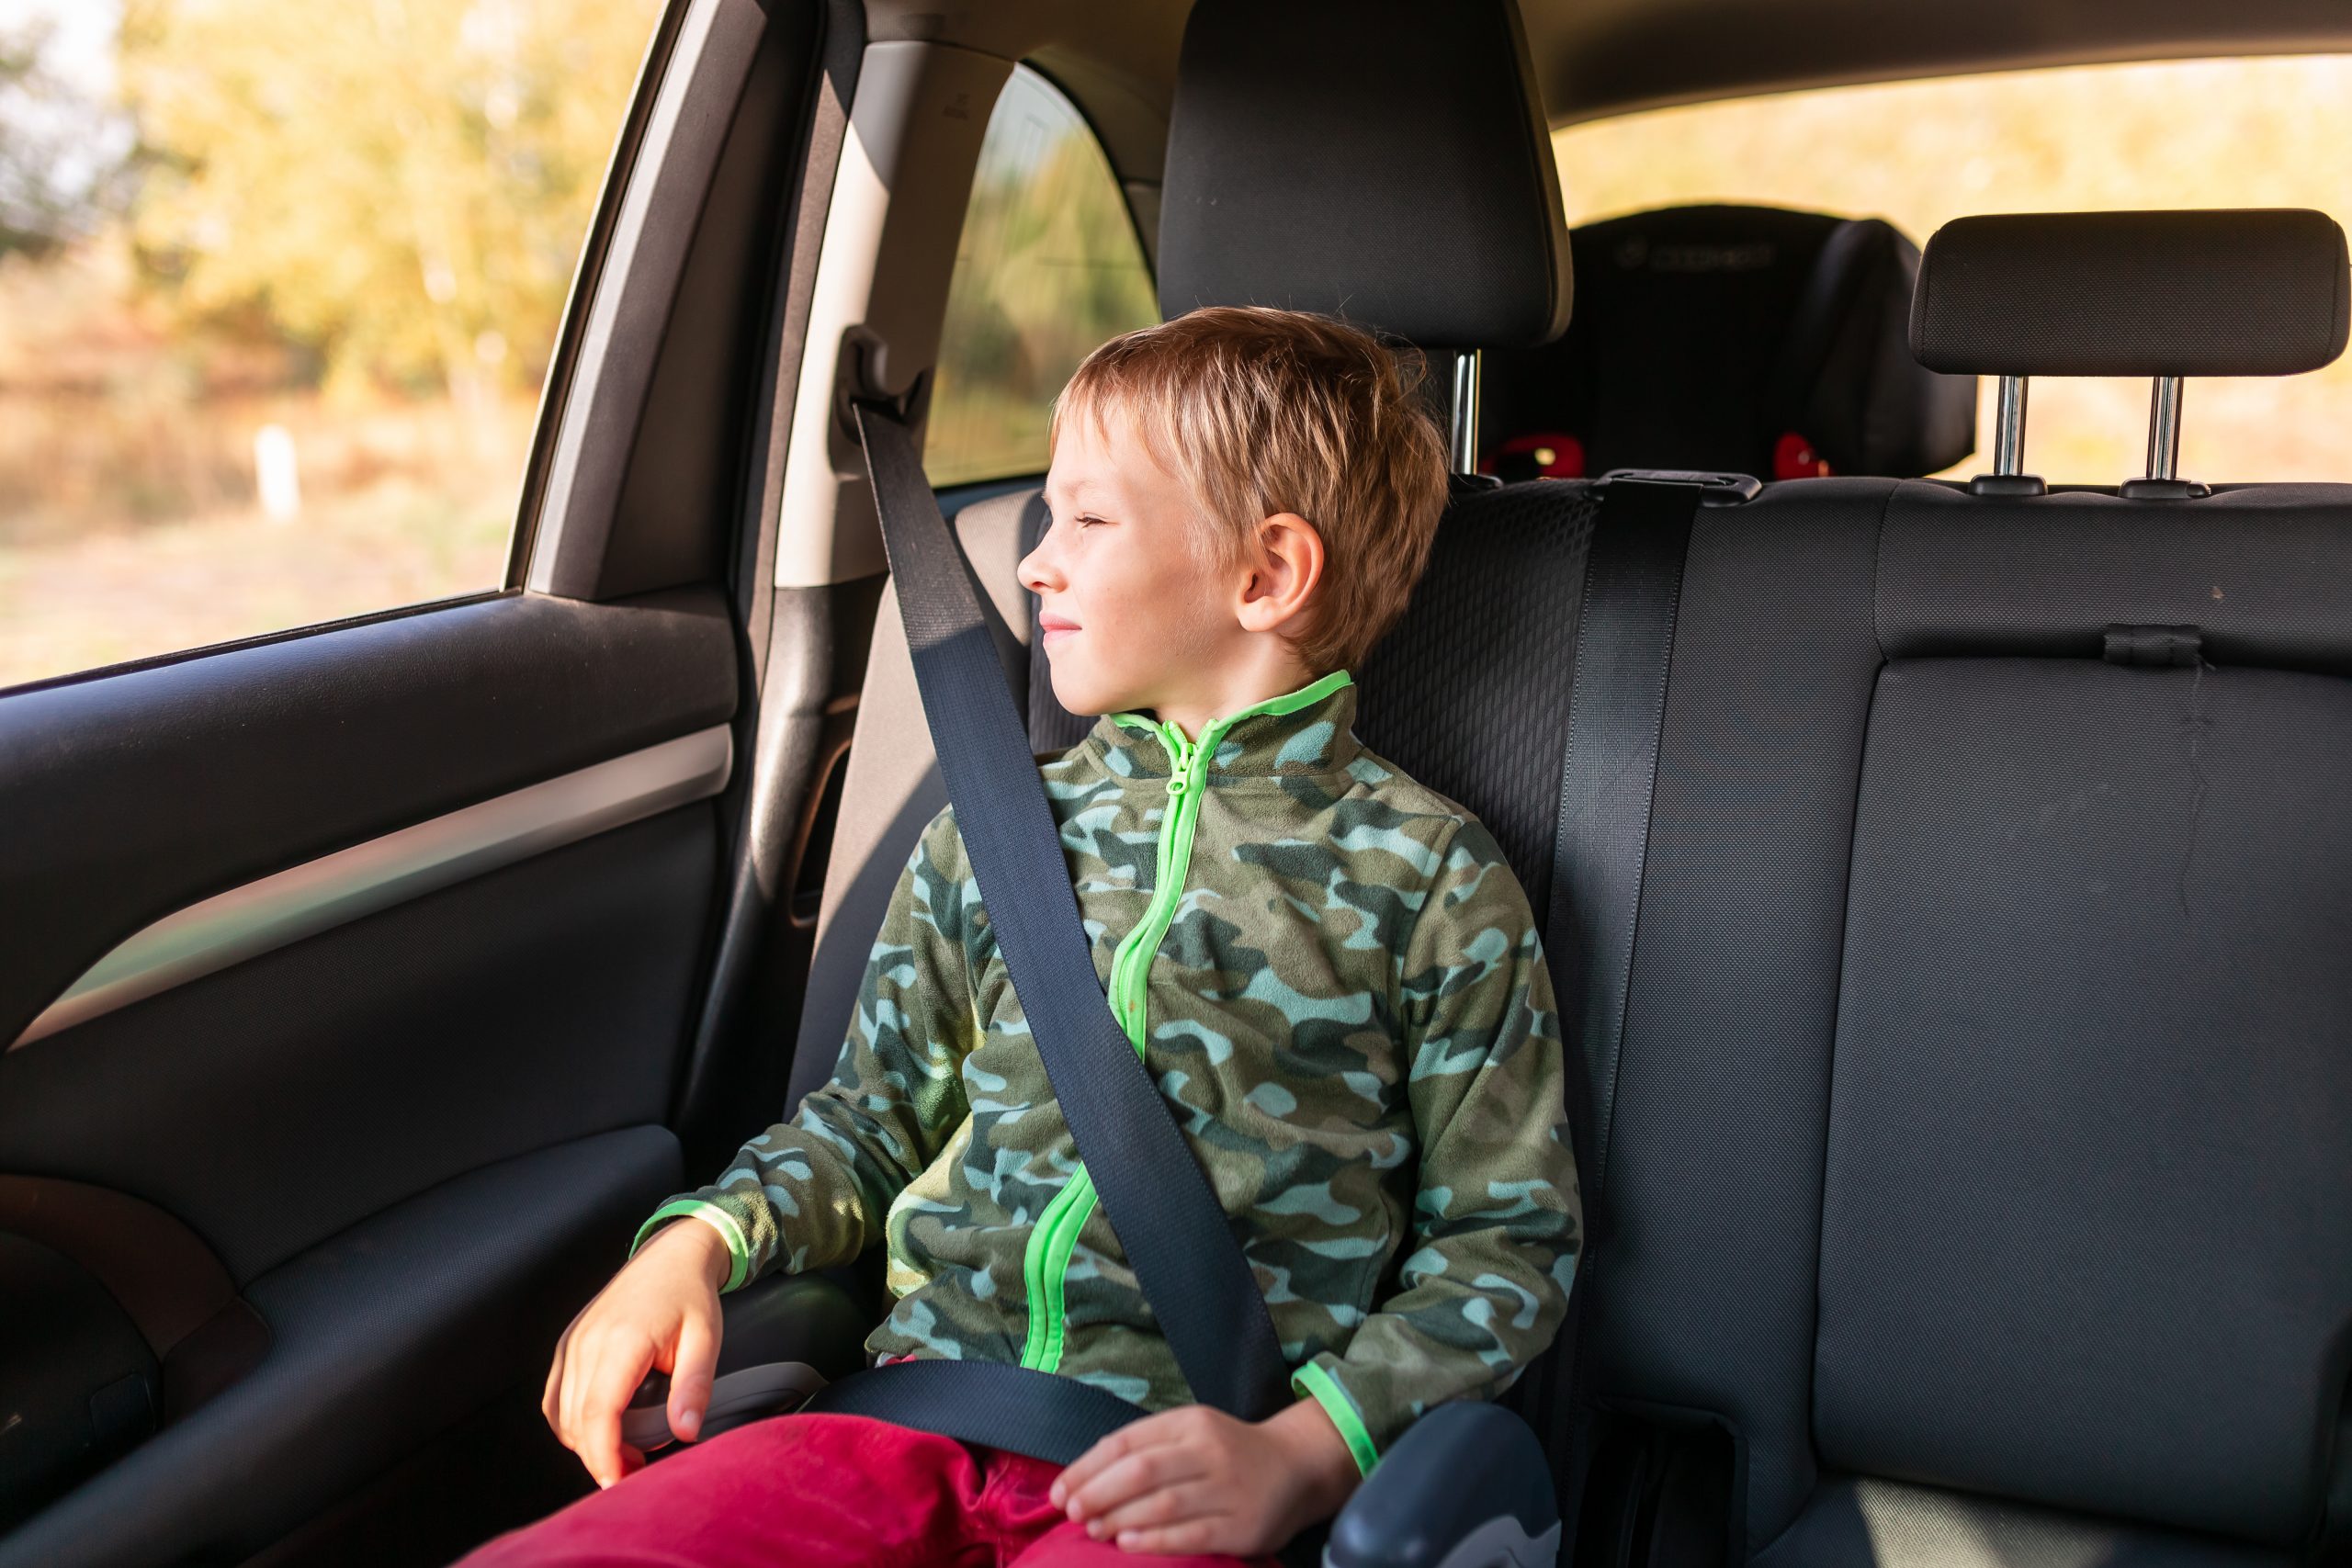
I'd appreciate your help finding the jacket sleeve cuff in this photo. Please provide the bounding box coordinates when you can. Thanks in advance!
[1291,1357,1382,1476]
[630,1198,752,1293]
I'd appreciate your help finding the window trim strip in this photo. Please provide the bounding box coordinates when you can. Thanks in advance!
[9,726,733,1051]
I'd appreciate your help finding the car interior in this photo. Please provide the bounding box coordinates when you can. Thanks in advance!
[3,1,2350,1565]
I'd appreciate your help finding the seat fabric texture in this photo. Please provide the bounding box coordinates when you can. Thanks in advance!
[812,466,2352,1568]
[797,3,2352,1552]
[1480,205,1976,482]
[1368,477,2352,1564]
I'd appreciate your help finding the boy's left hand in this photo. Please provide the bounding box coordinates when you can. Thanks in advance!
[1051,1398,1361,1556]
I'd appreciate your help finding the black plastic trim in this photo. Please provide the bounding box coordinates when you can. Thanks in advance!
[0,1127,681,1568]
[504,0,699,589]
[0,588,737,1048]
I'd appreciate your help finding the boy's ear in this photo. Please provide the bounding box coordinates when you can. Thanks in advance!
[1236,513,1326,633]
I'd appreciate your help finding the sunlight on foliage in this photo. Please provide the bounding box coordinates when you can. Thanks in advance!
[119,0,657,399]
[924,67,1158,488]
[0,0,659,687]
[1554,56,2352,482]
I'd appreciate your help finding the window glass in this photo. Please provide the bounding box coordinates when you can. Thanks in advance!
[925,65,1158,489]
[0,0,662,690]
[1552,56,2352,483]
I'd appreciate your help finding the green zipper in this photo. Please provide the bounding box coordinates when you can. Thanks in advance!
[1015,670,1353,1374]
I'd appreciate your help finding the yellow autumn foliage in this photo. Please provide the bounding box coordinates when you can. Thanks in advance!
[118,0,662,397]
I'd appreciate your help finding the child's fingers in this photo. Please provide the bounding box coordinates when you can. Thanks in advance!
[1083,1481,1220,1540]
[666,1305,720,1441]
[1112,1519,1226,1557]
[540,1334,568,1432]
[1051,1422,1138,1506]
[575,1384,628,1488]
[1051,1409,1193,1507]
[1060,1439,1206,1522]
[577,1337,652,1487]
[558,1333,606,1461]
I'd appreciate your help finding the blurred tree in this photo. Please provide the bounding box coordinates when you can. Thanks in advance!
[926,68,1158,486]
[0,20,128,261]
[118,0,661,399]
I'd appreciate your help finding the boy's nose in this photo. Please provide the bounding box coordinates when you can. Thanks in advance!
[1017,535,1063,595]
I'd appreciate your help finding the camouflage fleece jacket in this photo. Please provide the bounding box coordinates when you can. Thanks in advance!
[632,669,1581,1472]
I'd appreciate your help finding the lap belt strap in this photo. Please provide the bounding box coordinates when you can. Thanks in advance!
[819,402,1292,1442]
[805,1359,1148,1467]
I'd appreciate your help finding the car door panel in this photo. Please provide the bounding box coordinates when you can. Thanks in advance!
[0,0,842,1550]
[0,587,737,1052]
[0,801,716,1283]
[0,1126,676,1568]
[0,609,730,1564]
[0,1172,267,1525]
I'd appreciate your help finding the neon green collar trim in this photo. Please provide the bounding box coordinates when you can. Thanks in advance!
[1104,670,1356,777]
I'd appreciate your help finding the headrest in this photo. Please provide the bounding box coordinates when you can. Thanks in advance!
[1157,0,1571,352]
[1911,209,2351,378]
[1481,205,1975,481]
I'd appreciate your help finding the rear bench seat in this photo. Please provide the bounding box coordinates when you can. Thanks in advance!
[1479,204,1977,482]
[1366,208,2352,1565]
[796,0,2352,1556]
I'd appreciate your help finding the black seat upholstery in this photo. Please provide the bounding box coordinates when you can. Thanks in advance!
[799,0,2352,1554]
[1480,205,1976,482]
[1366,210,2352,1565]
[1393,476,2352,1566]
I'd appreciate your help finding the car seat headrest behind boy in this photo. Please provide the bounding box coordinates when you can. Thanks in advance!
[1480,205,1978,483]
[1911,208,2351,376]
[1157,0,1572,353]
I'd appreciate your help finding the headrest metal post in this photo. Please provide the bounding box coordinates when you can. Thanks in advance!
[1993,375,2030,477]
[2146,376,2184,482]
[1449,350,1482,477]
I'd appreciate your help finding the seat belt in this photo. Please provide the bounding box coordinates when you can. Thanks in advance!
[1532,473,1708,1540]
[801,402,1292,1460]
[1549,475,1707,1203]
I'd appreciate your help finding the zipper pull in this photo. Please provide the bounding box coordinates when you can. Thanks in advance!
[1159,722,1192,782]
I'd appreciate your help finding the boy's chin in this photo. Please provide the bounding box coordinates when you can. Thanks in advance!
[1046,664,1135,720]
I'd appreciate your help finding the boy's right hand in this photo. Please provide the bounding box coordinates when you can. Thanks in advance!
[541,1215,732,1488]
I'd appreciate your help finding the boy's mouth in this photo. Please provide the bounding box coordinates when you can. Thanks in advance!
[1038,613,1080,647]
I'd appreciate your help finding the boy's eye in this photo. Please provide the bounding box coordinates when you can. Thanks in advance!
[1075,513,1109,529]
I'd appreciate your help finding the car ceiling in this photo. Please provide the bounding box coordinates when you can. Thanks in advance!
[867,0,2352,194]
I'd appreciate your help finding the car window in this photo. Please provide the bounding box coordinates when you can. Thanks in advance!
[1553,55,2352,484]
[924,64,1158,489]
[0,0,662,691]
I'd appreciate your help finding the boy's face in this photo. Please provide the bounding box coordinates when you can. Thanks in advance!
[1022,407,1243,719]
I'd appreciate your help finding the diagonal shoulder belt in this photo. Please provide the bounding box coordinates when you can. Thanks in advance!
[801,403,1292,1458]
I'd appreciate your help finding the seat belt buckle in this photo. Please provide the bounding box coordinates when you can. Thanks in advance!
[1593,468,1761,506]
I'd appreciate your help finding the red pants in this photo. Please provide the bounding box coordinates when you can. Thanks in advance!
[454,1412,1283,1568]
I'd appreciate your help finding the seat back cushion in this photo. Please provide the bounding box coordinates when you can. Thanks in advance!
[1815,483,2352,1545]
[1584,477,2352,1557]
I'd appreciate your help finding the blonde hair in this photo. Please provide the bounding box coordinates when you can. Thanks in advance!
[1049,306,1450,673]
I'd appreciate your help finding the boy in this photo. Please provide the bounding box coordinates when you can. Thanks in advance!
[468,308,1580,1567]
